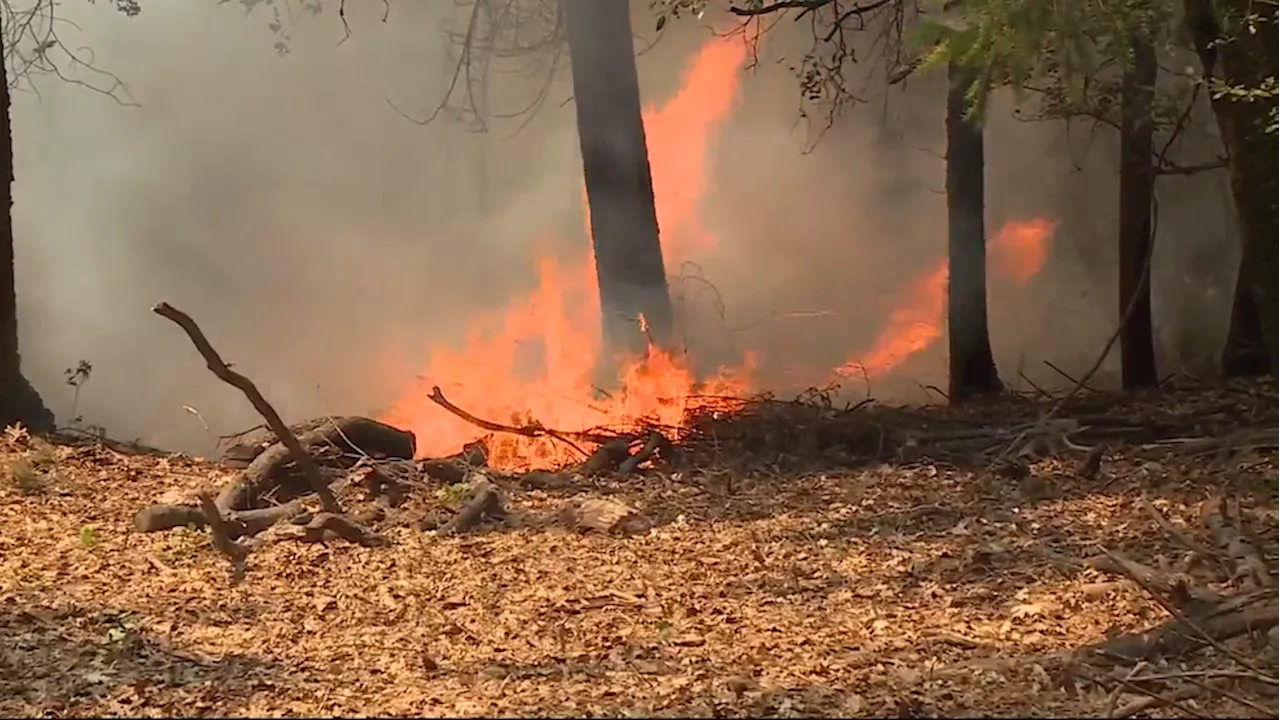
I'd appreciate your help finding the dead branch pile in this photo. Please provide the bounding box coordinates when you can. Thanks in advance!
[676,389,894,467]
[1056,495,1278,717]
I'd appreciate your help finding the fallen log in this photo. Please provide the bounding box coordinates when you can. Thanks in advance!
[1076,497,1278,667]
[215,416,416,512]
[421,438,490,484]
[134,499,308,537]
[616,430,669,475]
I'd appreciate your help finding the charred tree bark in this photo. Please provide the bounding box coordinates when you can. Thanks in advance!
[0,16,52,433]
[1221,253,1270,376]
[563,0,674,358]
[1117,35,1159,389]
[1184,0,1279,376]
[945,63,1003,403]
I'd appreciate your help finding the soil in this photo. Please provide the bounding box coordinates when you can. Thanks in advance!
[0,385,1276,717]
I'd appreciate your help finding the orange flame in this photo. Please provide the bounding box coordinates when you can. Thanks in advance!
[836,219,1056,378]
[382,33,755,469]
[383,29,1057,469]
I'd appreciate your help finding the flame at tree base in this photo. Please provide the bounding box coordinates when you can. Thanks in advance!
[381,34,1056,471]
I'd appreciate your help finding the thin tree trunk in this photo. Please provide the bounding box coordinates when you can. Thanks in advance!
[1117,34,1159,389]
[562,0,674,359]
[0,21,53,432]
[945,62,1002,403]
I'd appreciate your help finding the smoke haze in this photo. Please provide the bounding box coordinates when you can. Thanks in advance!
[14,1,1238,454]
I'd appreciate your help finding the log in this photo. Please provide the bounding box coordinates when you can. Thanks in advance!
[215,416,415,512]
[421,439,489,483]
[153,302,341,514]
[135,500,307,537]
[218,418,327,468]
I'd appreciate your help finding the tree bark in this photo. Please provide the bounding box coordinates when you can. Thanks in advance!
[945,62,1003,403]
[0,14,53,432]
[1218,248,1269,376]
[1117,35,1159,389]
[562,0,674,359]
[1184,0,1279,376]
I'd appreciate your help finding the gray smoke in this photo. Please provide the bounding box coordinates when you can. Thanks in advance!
[14,1,1236,454]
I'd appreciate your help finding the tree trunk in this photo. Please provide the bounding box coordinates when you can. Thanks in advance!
[1184,0,1279,376]
[945,62,1002,402]
[0,17,53,433]
[562,0,674,359]
[1218,249,1269,376]
[1117,35,1159,389]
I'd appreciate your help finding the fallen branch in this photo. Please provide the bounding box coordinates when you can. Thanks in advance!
[134,499,307,537]
[617,430,668,475]
[153,302,341,514]
[297,512,388,547]
[428,385,613,451]
[197,492,250,582]
[1200,496,1273,590]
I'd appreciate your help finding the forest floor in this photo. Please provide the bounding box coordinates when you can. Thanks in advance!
[1,379,1277,717]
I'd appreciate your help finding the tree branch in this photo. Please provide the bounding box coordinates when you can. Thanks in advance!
[152,302,341,514]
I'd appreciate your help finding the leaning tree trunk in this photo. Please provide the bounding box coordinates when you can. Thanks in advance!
[1117,34,1159,389]
[945,62,1003,403]
[562,0,674,359]
[0,22,53,433]
[1184,0,1279,376]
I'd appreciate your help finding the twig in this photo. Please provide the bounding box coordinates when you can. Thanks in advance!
[426,385,608,452]
[1043,359,1099,393]
[1019,371,1054,399]
[152,302,341,514]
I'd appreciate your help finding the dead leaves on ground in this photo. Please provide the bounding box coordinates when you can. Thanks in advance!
[0,395,1276,717]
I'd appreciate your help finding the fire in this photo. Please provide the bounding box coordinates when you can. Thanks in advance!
[383,29,1056,469]
[382,33,756,469]
[836,219,1056,378]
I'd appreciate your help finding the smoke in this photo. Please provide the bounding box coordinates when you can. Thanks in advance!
[14,1,1237,454]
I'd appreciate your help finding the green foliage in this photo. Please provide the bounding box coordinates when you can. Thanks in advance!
[437,481,473,506]
[79,524,100,550]
[1207,6,1279,134]
[914,0,1176,119]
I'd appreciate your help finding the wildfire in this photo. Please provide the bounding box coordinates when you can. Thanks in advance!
[836,219,1057,378]
[382,32,1056,470]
